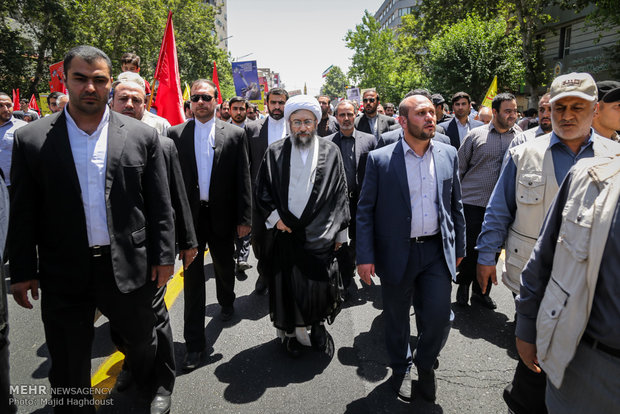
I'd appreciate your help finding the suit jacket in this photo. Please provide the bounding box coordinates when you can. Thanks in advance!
[245,117,271,185]
[317,115,340,137]
[8,111,175,294]
[377,128,451,148]
[167,119,251,238]
[159,136,197,250]
[356,140,466,285]
[323,129,376,199]
[354,113,396,137]
[438,117,484,149]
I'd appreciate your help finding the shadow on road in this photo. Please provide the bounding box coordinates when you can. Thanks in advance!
[451,302,518,359]
[213,338,334,404]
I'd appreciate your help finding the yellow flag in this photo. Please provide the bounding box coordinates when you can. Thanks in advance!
[304,83,308,95]
[182,82,190,101]
[481,76,497,108]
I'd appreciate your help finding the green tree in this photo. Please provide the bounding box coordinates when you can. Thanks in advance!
[320,66,348,99]
[0,0,232,98]
[344,10,401,103]
[425,14,525,102]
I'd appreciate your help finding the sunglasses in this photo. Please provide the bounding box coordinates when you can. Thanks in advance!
[190,94,214,103]
[363,98,376,103]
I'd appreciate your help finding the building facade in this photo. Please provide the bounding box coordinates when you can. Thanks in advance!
[374,0,419,31]
[207,0,228,50]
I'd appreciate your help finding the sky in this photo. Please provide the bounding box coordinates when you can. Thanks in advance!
[227,0,381,96]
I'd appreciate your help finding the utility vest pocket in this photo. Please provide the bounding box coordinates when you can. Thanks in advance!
[536,277,570,362]
[516,173,545,205]
[559,202,593,262]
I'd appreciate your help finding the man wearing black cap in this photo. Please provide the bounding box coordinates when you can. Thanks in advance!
[593,81,620,142]
[432,94,452,124]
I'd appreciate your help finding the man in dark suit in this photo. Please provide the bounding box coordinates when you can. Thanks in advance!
[245,87,289,294]
[109,74,198,401]
[167,79,251,371]
[354,89,396,140]
[357,94,465,403]
[323,99,375,293]
[317,95,339,137]
[438,91,483,149]
[8,46,176,414]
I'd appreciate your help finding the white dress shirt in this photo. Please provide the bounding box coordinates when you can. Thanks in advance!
[65,107,110,247]
[267,116,286,145]
[0,116,27,185]
[456,118,473,143]
[194,117,216,201]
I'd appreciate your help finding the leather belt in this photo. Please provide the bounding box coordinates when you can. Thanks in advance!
[200,200,210,208]
[582,333,620,358]
[89,245,111,258]
[410,233,441,243]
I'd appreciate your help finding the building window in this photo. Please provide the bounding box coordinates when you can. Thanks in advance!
[559,25,571,58]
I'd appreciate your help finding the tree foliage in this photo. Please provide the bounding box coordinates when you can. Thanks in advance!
[0,0,233,98]
[320,66,348,99]
[425,15,525,102]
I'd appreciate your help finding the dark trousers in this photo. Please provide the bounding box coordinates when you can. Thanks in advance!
[250,208,276,281]
[381,236,452,374]
[336,239,356,289]
[41,255,158,413]
[459,204,491,296]
[504,359,548,414]
[0,325,12,414]
[110,284,175,395]
[183,204,235,352]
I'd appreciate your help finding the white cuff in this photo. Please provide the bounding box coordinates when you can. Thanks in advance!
[265,210,281,229]
[336,228,348,244]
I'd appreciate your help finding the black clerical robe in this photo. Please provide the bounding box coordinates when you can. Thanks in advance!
[255,136,350,330]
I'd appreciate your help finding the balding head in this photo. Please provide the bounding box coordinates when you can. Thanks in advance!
[399,95,436,142]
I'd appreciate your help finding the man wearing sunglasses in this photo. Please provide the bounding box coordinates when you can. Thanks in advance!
[354,89,396,140]
[167,79,251,371]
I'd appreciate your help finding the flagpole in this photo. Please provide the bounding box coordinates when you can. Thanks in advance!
[147,78,157,111]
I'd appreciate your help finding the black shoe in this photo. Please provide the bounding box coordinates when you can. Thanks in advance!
[255,277,268,295]
[235,270,248,281]
[150,394,171,414]
[391,371,412,402]
[471,293,497,309]
[182,350,205,371]
[284,336,302,358]
[220,305,234,321]
[115,366,133,392]
[456,284,469,306]
[310,323,327,351]
[417,368,437,402]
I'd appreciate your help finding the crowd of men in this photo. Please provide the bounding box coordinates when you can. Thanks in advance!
[0,44,619,414]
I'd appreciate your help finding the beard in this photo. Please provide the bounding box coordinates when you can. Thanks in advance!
[292,130,316,149]
[407,122,435,141]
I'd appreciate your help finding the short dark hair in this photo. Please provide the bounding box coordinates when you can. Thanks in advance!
[47,91,62,105]
[229,96,248,108]
[334,99,356,116]
[451,91,471,105]
[266,88,289,101]
[247,103,258,111]
[363,89,380,102]
[120,52,140,67]
[64,45,112,77]
[492,93,516,112]
[384,102,395,110]
[318,95,330,101]
[184,100,191,111]
[190,79,218,99]
[404,88,432,100]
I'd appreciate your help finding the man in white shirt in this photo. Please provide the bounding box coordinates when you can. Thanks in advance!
[0,92,27,186]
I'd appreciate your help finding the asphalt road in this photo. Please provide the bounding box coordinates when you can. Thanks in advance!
[7,253,518,413]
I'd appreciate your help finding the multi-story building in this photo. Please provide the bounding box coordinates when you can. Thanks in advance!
[538,5,619,81]
[207,0,228,50]
[374,0,419,32]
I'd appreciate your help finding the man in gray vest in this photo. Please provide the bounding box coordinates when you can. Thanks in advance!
[476,72,620,414]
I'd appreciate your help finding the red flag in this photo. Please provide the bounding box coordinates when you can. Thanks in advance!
[212,61,223,105]
[152,11,184,126]
[49,61,67,94]
[12,89,19,111]
[28,94,40,115]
